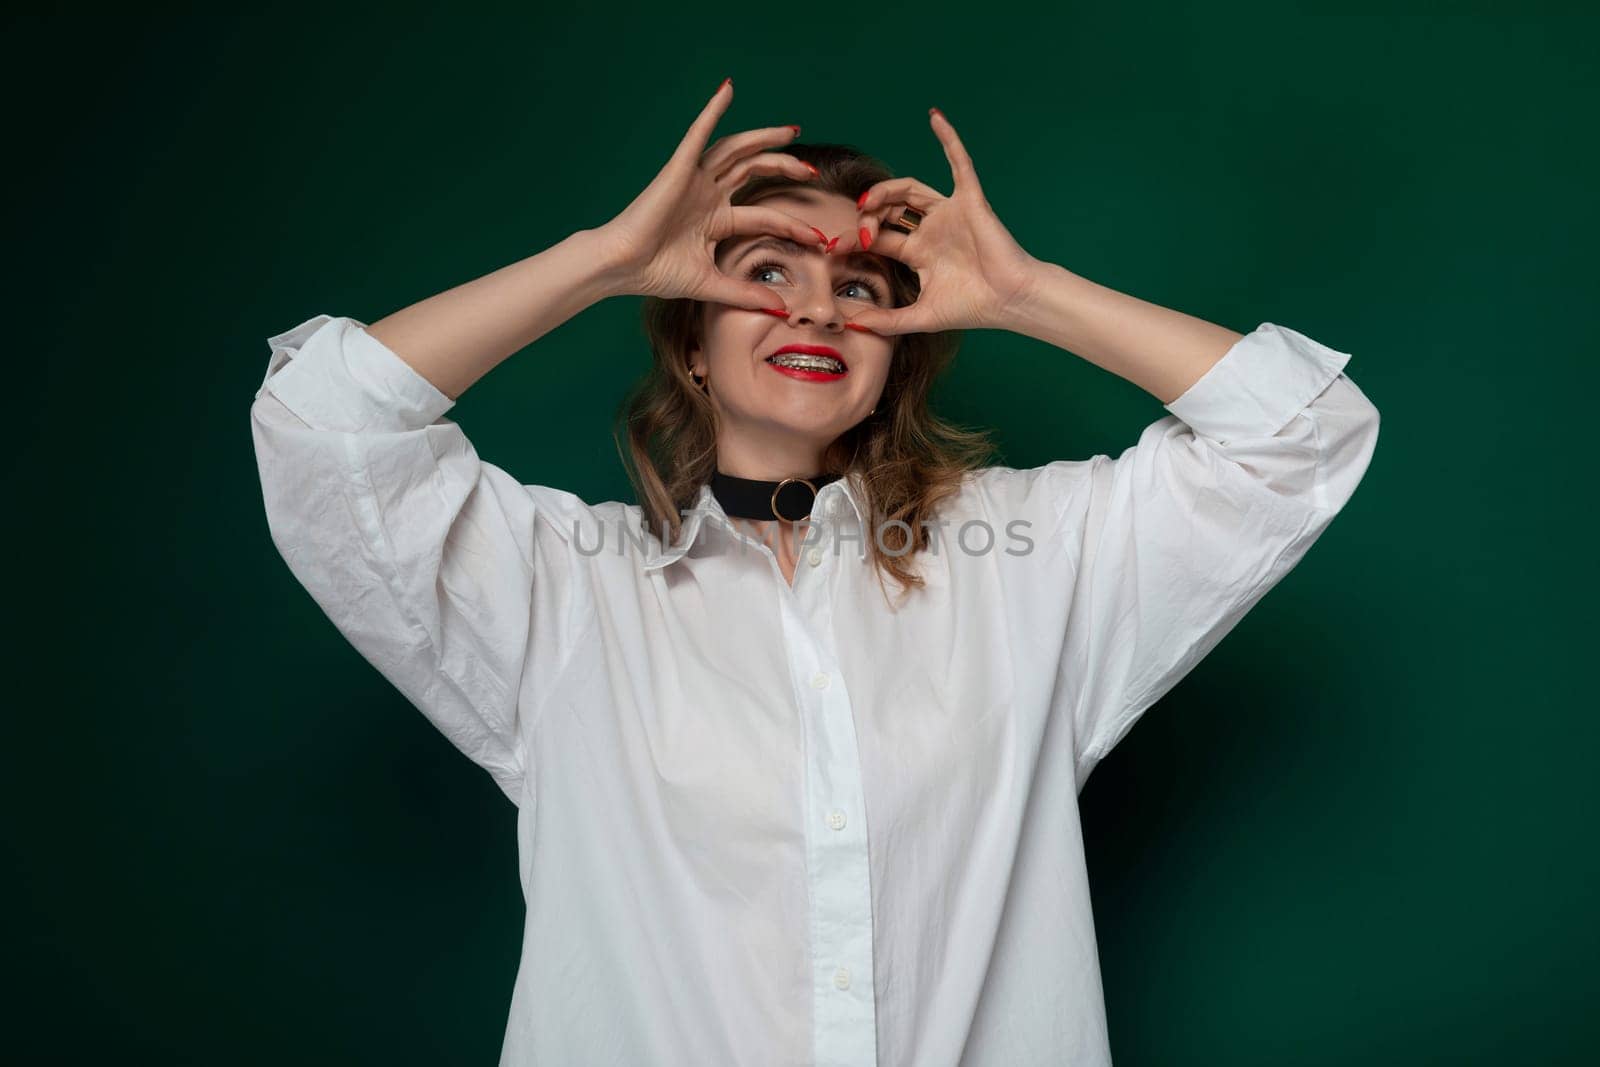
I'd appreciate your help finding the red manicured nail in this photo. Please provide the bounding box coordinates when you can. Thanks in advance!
[803,161,819,178]
[715,78,730,95]
[859,227,873,251]
[759,307,790,318]
[808,226,828,248]
[856,190,870,210]
[825,236,839,253]
[844,322,873,333]
[787,125,801,136]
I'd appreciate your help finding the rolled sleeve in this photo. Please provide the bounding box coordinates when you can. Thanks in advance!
[257,314,456,432]
[1164,323,1351,443]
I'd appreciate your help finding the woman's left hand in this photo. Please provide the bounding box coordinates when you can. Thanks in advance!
[842,109,1043,337]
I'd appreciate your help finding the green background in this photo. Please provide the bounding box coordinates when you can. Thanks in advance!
[8,7,1595,1064]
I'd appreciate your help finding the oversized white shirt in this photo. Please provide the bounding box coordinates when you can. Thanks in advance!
[250,313,1379,1066]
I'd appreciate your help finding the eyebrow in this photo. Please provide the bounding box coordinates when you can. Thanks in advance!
[729,237,893,282]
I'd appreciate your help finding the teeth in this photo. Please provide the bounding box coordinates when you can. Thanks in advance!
[767,353,846,373]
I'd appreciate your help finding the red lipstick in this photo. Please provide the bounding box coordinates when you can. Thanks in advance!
[769,343,843,359]
[764,343,848,382]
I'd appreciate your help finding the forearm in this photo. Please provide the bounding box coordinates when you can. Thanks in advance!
[1003,260,1244,406]
[365,228,629,401]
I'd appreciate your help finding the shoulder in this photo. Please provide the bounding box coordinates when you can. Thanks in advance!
[948,460,1101,524]
[516,483,641,544]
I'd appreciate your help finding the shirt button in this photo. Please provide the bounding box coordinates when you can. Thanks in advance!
[827,809,846,830]
[807,548,823,567]
[811,671,831,690]
[833,967,851,990]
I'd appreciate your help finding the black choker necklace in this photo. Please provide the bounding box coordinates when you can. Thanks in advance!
[709,469,841,522]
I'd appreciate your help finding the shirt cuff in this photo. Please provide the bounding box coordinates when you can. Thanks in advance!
[258,313,456,434]
[1162,322,1352,444]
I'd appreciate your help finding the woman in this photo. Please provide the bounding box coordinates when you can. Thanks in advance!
[251,79,1379,1066]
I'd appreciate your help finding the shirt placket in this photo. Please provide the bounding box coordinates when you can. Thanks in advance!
[778,488,878,1067]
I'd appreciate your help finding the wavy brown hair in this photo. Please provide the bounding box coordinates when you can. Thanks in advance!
[613,142,999,602]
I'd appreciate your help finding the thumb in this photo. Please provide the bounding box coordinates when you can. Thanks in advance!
[707,276,785,313]
[844,305,905,337]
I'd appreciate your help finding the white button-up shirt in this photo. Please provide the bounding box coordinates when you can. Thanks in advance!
[250,314,1379,1066]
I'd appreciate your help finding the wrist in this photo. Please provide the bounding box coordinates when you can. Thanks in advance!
[572,225,643,300]
[999,258,1096,349]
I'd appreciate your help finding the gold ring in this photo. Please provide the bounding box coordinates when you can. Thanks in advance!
[882,207,923,235]
[770,477,817,522]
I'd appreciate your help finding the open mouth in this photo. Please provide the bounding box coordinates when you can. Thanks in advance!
[765,353,847,375]
[764,345,847,377]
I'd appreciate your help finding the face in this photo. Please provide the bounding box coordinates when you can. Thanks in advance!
[690,188,896,477]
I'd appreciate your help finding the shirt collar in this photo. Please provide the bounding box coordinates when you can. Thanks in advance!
[642,471,866,572]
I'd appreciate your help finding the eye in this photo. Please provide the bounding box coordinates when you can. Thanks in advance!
[840,278,884,302]
[745,259,886,304]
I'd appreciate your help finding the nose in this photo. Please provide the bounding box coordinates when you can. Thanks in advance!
[786,275,846,331]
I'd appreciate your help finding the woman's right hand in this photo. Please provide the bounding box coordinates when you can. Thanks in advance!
[593,79,829,310]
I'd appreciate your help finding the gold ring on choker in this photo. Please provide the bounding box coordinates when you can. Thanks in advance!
[770,477,817,522]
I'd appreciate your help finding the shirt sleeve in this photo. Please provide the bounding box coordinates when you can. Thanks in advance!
[1054,322,1380,786]
[248,314,594,805]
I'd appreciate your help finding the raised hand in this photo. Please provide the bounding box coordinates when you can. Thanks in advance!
[593,79,831,311]
[843,109,1042,337]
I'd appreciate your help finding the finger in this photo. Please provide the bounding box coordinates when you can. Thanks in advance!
[855,218,909,263]
[718,204,831,251]
[854,180,944,255]
[702,270,787,313]
[852,201,926,260]
[855,177,946,217]
[672,78,736,170]
[856,211,881,256]
[929,108,984,198]
[844,303,924,338]
[717,149,818,192]
[703,124,801,179]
